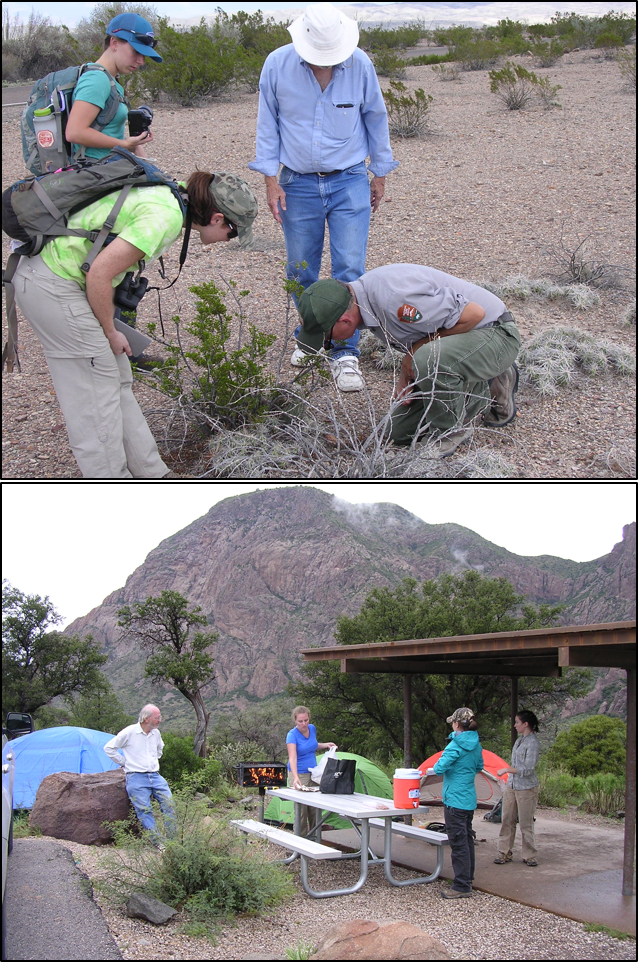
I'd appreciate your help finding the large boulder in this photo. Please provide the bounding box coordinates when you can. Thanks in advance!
[30,769,132,845]
[309,919,451,961]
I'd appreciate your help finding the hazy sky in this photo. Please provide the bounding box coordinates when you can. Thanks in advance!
[2,483,634,628]
[4,1,635,30]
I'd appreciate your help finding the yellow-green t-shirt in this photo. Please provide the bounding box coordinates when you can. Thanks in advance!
[40,185,184,288]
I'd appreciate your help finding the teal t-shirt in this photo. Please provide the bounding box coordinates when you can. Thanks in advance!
[72,66,128,159]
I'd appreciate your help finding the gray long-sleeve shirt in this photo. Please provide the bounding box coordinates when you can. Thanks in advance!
[350,264,508,349]
[508,732,540,790]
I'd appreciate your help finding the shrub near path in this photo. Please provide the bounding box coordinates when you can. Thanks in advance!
[1,50,635,478]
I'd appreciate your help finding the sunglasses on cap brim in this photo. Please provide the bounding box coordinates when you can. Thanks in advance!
[323,325,335,351]
[111,28,159,49]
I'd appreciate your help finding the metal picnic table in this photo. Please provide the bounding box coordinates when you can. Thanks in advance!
[266,787,443,898]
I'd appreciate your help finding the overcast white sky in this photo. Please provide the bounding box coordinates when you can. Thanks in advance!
[3,1,635,30]
[2,483,634,628]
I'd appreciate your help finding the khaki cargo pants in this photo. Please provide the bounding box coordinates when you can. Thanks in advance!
[391,317,521,444]
[14,254,168,479]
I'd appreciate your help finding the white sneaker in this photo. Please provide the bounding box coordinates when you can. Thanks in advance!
[330,356,364,392]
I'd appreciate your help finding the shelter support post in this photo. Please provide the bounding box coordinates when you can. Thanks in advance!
[404,674,412,768]
[510,676,518,749]
[623,667,635,897]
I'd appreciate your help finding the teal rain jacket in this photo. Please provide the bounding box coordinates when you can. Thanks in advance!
[433,730,484,810]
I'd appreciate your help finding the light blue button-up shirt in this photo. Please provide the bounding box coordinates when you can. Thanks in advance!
[249,44,399,178]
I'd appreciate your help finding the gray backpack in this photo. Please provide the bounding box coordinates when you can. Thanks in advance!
[2,148,190,372]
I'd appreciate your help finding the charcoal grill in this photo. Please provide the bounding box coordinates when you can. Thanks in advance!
[233,762,287,822]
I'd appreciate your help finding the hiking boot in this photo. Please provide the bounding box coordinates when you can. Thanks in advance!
[484,363,519,426]
[494,851,513,864]
[330,355,364,392]
[441,888,472,899]
[429,424,473,459]
[523,857,538,866]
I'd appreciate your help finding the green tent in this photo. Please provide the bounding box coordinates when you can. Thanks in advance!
[264,751,393,829]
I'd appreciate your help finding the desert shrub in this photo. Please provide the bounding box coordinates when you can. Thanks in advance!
[489,62,561,110]
[144,279,277,434]
[456,37,503,70]
[140,20,240,104]
[359,23,427,52]
[538,768,586,808]
[582,772,625,816]
[2,9,79,80]
[519,327,635,394]
[544,716,626,777]
[617,47,636,88]
[431,63,461,81]
[530,39,566,67]
[547,230,634,289]
[100,794,293,925]
[623,300,636,326]
[478,275,600,308]
[213,741,266,782]
[373,51,407,79]
[159,732,206,787]
[383,81,433,137]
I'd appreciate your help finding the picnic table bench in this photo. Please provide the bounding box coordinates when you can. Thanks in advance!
[231,818,342,860]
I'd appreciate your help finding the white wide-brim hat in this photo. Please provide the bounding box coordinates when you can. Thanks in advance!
[288,2,359,67]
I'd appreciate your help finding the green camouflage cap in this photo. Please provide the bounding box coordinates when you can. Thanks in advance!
[296,279,351,352]
[210,172,258,249]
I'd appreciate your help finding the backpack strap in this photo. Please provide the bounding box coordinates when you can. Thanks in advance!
[79,184,133,273]
[2,251,23,372]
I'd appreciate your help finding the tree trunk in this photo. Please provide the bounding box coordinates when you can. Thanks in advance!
[179,688,210,758]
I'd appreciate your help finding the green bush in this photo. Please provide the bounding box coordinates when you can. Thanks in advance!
[373,51,407,79]
[582,772,625,816]
[145,279,277,434]
[382,81,433,138]
[101,793,293,924]
[544,716,626,777]
[160,732,206,787]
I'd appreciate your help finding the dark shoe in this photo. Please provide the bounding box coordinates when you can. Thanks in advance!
[441,887,472,899]
[484,363,519,426]
[523,857,538,866]
[494,852,513,864]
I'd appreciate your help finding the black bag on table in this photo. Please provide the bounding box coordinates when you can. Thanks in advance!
[319,757,356,794]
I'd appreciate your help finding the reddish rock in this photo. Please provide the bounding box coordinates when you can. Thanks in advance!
[310,919,451,960]
[30,770,131,845]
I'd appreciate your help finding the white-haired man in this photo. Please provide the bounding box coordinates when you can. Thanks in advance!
[104,703,175,846]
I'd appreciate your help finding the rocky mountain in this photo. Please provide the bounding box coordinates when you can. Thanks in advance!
[64,487,635,724]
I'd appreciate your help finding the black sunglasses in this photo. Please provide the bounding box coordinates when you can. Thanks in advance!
[323,325,335,352]
[112,29,159,49]
[224,217,238,239]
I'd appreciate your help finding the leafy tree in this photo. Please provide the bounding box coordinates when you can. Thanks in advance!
[117,590,217,757]
[290,571,591,763]
[2,580,107,714]
[544,716,626,776]
[66,677,133,734]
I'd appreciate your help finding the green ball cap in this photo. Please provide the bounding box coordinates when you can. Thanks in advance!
[296,280,351,352]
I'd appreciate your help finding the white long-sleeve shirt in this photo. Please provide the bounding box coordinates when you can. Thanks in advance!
[103,723,164,773]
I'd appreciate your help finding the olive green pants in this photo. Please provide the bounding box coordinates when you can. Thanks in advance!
[390,319,521,444]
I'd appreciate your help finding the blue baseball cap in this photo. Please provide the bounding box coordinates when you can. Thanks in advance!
[107,13,163,62]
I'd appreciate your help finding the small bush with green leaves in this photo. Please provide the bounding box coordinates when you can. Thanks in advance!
[100,793,293,926]
[382,81,433,137]
[617,46,636,89]
[373,50,407,79]
[489,62,561,110]
[145,279,276,434]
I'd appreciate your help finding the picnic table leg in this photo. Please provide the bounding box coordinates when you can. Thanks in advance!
[382,820,445,886]
[298,819,372,899]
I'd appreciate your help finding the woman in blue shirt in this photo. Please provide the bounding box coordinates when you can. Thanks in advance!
[286,705,336,837]
[66,13,161,160]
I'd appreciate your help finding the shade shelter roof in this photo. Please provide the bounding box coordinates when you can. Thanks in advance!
[300,621,636,676]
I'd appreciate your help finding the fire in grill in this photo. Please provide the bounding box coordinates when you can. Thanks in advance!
[234,762,287,788]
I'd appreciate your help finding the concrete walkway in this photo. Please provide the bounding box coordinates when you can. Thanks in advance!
[324,810,635,936]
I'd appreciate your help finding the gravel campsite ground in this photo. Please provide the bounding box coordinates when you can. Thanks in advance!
[25,805,634,961]
[1,47,635,479]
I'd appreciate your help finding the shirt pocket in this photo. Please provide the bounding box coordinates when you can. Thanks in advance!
[327,101,359,140]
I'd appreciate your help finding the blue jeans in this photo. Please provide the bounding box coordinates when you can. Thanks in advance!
[280,163,371,360]
[125,771,176,842]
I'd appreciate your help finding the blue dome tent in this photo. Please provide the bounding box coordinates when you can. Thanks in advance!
[4,726,120,808]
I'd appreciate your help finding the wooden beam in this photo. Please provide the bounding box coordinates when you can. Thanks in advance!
[558,646,636,669]
[340,658,561,677]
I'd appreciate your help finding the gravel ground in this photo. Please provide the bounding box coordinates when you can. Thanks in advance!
[1,48,635,478]
[25,805,633,961]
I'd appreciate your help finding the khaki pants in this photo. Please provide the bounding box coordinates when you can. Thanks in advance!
[14,254,168,479]
[498,783,539,860]
[288,771,319,839]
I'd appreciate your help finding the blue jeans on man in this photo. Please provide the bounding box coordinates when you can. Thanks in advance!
[280,163,371,360]
[126,771,176,843]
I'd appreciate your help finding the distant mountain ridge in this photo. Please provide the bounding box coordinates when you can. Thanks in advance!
[64,488,635,724]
